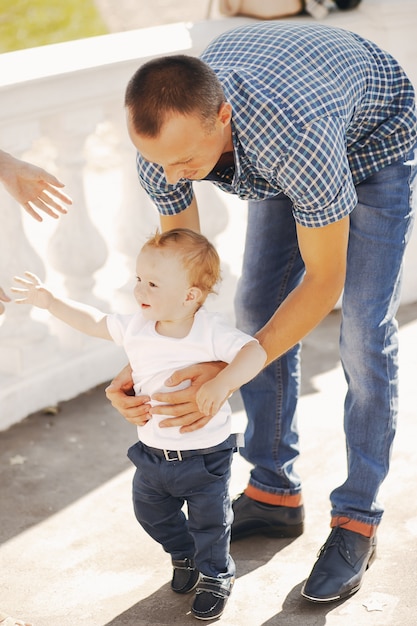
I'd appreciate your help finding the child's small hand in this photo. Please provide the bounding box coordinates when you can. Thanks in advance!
[196,379,230,417]
[12,271,53,309]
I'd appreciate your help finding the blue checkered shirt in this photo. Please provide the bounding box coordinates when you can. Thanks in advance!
[137,22,416,228]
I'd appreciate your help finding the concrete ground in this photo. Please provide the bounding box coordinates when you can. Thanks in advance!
[1,304,417,625]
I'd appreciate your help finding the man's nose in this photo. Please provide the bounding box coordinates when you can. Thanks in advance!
[164,166,182,185]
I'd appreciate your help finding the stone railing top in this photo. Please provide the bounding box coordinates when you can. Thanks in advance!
[0,18,254,85]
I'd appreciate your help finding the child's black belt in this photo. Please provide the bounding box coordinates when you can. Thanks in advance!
[141,433,243,461]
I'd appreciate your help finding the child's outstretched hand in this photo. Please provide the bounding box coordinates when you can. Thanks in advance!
[196,379,230,417]
[12,271,53,309]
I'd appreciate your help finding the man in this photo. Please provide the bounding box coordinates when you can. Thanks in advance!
[107,21,417,602]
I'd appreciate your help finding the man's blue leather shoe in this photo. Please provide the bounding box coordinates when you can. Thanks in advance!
[231,493,304,541]
[301,526,377,602]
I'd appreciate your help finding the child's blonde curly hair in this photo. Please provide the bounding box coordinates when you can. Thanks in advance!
[143,228,221,300]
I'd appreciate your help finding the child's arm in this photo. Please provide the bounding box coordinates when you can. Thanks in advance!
[196,340,266,416]
[12,271,112,340]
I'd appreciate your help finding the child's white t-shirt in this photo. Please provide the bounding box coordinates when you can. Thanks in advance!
[106,306,255,450]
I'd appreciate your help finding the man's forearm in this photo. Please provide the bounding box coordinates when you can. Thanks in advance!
[257,271,343,366]
[159,196,201,233]
[213,341,266,393]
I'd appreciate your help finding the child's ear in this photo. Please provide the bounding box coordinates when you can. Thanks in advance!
[185,287,203,306]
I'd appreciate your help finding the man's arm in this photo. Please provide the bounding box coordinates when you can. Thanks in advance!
[196,340,266,416]
[256,216,349,364]
[159,196,200,232]
[109,207,349,432]
[154,215,349,432]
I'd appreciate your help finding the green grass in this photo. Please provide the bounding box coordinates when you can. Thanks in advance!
[0,0,108,53]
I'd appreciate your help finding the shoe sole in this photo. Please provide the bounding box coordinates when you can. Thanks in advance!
[232,521,304,541]
[301,544,377,603]
[192,609,225,621]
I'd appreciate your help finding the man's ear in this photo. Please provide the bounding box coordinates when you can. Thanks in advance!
[185,287,203,306]
[218,101,232,127]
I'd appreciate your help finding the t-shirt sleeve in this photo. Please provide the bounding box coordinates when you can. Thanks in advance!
[106,313,135,346]
[276,116,358,227]
[136,153,194,215]
[209,313,257,363]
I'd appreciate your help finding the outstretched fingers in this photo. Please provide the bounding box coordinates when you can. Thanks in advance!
[28,187,72,219]
[13,271,40,285]
[11,272,43,304]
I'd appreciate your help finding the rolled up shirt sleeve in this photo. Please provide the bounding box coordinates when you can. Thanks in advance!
[136,153,194,215]
[276,116,358,228]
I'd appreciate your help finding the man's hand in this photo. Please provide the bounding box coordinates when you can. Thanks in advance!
[152,361,226,433]
[105,364,151,426]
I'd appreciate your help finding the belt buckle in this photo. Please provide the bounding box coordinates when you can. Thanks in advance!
[163,449,183,461]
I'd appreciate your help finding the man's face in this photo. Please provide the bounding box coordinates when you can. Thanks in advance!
[126,103,233,185]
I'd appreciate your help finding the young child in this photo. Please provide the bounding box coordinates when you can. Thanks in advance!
[12,228,266,621]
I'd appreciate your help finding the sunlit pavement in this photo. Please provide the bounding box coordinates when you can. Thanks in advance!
[1,305,417,625]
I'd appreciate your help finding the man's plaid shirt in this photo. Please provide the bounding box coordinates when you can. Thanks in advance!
[137,22,417,228]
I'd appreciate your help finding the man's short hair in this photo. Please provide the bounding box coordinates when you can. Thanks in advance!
[125,55,225,137]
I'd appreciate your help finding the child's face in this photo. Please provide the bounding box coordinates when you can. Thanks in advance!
[134,247,193,321]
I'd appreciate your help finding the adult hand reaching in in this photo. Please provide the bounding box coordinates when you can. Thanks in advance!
[0,149,72,221]
[152,361,227,433]
[106,362,226,432]
[105,364,152,427]
[0,149,72,314]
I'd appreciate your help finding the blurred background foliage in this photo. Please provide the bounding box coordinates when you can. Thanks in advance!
[0,0,108,53]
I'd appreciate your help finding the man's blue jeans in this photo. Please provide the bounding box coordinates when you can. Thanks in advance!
[234,151,416,527]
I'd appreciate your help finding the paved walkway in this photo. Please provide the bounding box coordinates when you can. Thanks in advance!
[1,304,417,625]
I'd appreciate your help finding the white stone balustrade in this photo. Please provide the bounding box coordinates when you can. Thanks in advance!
[0,1,416,430]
